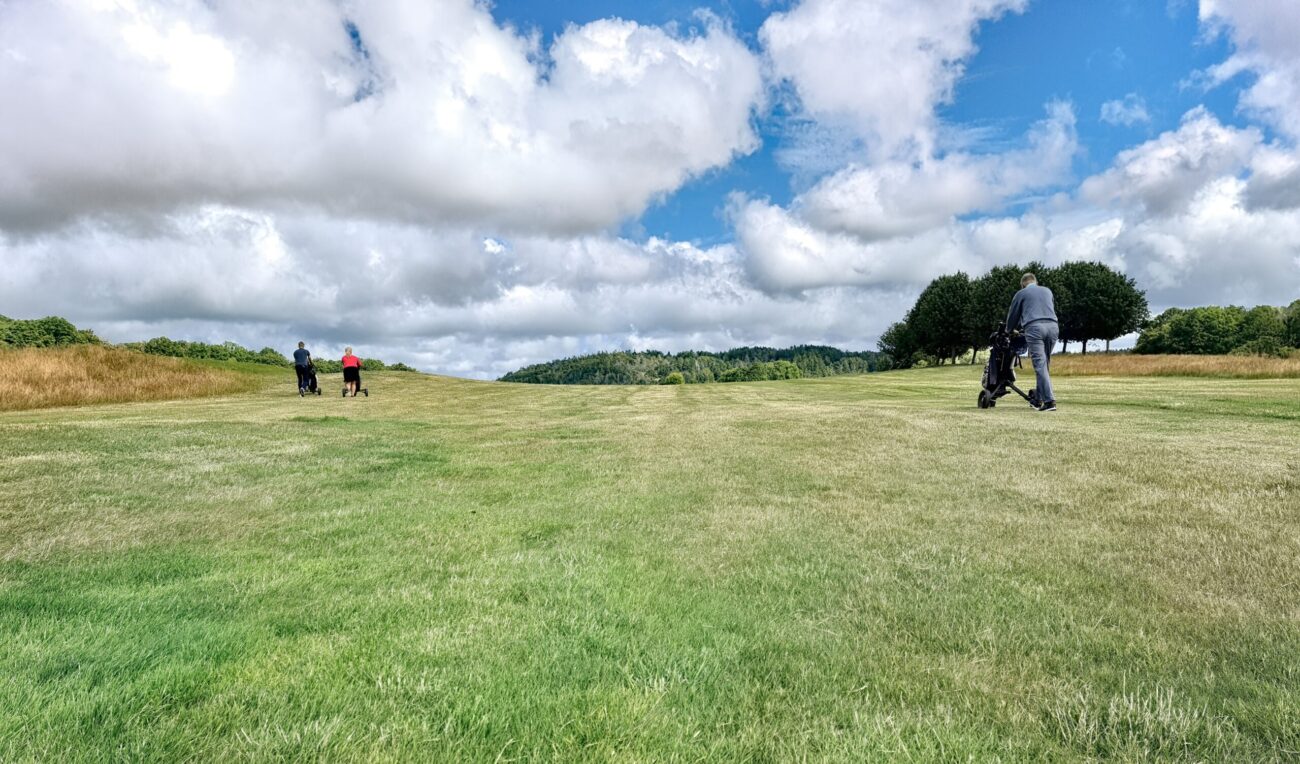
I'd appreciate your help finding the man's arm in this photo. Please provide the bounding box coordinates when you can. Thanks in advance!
[1006,291,1023,330]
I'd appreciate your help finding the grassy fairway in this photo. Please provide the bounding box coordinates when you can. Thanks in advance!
[2,366,1298,761]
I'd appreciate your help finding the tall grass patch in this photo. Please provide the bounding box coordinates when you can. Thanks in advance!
[0,345,261,411]
[1053,352,1300,378]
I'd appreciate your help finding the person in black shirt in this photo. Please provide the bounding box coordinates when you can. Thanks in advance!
[292,341,313,395]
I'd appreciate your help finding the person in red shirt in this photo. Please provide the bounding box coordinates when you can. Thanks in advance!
[341,346,364,397]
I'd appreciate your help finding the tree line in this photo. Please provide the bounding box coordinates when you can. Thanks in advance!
[1,315,102,348]
[124,336,417,371]
[500,346,880,385]
[1135,303,1300,357]
[877,261,1149,369]
[1,316,416,371]
[122,336,290,366]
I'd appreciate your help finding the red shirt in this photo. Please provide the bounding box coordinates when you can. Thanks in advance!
[342,354,361,368]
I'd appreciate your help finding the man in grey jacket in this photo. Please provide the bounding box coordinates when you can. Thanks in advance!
[1005,273,1059,412]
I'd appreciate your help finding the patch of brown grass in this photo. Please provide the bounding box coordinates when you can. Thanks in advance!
[0,345,262,411]
[1053,352,1300,379]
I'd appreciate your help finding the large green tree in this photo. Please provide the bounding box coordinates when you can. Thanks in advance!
[0,316,101,348]
[1044,261,1148,353]
[1237,305,1286,345]
[910,273,973,365]
[1134,308,1183,354]
[1285,300,1300,348]
[966,264,1026,363]
[877,319,920,370]
[1169,306,1246,355]
[1042,262,1090,353]
[1082,264,1148,351]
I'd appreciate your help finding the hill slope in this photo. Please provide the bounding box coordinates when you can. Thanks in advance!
[1,367,1297,759]
[0,345,270,411]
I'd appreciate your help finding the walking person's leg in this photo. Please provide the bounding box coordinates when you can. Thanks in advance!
[1025,322,1057,408]
[1041,321,1057,406]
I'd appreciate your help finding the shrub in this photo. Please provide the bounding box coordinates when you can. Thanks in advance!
[1230,337,1289,358]
[129,337,289,366]
[767,360,803,380]
[717,361,803,383]
[662,371,686,385]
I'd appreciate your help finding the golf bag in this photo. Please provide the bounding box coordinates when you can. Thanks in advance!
[978,323,1037,409]
[297,364,322,396]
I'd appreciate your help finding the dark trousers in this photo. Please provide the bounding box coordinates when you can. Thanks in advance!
[295,365,311,391]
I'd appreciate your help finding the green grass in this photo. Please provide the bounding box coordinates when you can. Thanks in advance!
[2,367,1298,761]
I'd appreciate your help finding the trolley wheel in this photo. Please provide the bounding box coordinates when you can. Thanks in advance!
[978,390,991,409]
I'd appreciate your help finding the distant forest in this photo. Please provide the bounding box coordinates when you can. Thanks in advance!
[499,346,883,385]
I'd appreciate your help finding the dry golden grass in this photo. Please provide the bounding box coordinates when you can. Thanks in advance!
[0,345,262,412]
[1053,351,1300,378]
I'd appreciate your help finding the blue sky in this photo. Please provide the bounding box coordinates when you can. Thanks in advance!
[3,0,1298,376]
[488,0,1247,243]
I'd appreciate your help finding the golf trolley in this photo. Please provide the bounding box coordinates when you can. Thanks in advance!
[341,369,368,398]
[977,322,1041,409]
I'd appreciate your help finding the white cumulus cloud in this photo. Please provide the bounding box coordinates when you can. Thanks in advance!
[796,102,1077,241]
[1080,107,1262,216]
[1200,0,1300,139]
[761,0,1027,159]
[1100,93,1152,126]
[0,0,764,235]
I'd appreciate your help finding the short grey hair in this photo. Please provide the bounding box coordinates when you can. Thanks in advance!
[1021,273,1037,287]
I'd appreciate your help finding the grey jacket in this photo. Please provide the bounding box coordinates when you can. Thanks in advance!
[1006,284,1058,330]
